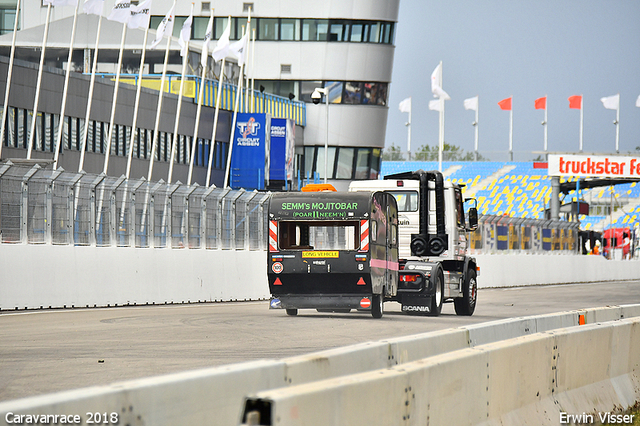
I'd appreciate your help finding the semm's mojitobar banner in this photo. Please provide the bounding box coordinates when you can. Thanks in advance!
[548,154,640,178]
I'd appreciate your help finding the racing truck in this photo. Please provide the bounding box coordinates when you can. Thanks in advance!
[349,170,479,316]
[267,189,399,318]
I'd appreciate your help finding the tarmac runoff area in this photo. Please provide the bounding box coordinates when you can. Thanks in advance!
[1,280,640,402]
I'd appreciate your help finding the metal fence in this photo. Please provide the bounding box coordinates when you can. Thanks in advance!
[0,162,270,250]
[469,214,580,254]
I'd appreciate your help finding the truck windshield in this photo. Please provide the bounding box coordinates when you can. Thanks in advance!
[387,191,418,212]
[278,221,359,250]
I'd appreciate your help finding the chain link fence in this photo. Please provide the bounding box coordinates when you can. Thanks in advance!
[0,162,270,250]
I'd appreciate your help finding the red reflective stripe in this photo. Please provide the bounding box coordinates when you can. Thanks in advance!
[269,220,278,252]
[360,219,369,251]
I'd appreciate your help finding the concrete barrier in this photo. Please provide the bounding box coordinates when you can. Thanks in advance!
[2,305,638,426]
[242,319,640,426]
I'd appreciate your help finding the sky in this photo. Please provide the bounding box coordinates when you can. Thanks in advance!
[385,0,640,161]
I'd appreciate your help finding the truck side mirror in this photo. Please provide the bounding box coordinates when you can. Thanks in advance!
[467,207,478,231]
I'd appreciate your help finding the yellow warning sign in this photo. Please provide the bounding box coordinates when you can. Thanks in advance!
[302,251,339,258]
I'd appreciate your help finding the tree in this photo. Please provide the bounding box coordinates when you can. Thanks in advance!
[413,143,484,161]
[382,143,405,161]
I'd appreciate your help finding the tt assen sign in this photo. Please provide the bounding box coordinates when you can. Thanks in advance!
[548,154,640,178]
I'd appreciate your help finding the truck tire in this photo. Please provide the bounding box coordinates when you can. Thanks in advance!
[371,293,384,318]
[286,308,298,316]
[427,270,444,317]
[454,268,477,316]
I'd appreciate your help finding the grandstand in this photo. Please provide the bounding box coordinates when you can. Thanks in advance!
[381,161,640,231]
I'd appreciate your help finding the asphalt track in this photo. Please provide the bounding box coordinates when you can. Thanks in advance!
[1,280,640,402]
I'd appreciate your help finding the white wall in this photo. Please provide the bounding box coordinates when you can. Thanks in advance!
[2,245,639,311]
[0,245,269,311]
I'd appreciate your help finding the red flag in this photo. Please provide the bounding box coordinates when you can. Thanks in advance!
[568,95,582,109]
[534,96,546,110]
[498,97,512,111]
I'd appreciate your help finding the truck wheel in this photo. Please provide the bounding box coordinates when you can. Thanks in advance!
[427,270,444,317]
[286,308,298,316]
[371,293,384,318]
[454,269,477,316]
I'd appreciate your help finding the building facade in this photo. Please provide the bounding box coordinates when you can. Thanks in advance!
[1,0,399,189]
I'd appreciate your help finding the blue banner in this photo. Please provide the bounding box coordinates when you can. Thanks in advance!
[269,118,295,182]
[496,226,508,250]
[230,113,270,190]
[542,228,552,251]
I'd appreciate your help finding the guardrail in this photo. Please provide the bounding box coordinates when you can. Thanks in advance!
[1,304,638,426]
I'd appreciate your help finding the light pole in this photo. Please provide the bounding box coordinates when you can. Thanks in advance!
[312,87,329,183]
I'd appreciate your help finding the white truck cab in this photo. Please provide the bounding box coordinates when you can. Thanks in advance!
[349,170,479,316]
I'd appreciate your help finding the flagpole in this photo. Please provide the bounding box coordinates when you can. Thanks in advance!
[125,27,150,179]
[543,94,548,156]
[148,19,175,182]
[168,4,194,184]
[438,61,444,172]
[615,93,620,154]
[0,0,20,160]
[103,23,128,175]
[223,27,247,188]
[407,105,411,161]
[53,0,80,169]
[250,28,256,113]
[474,100,479,161]
[579,94,584,153]
[27,3,52,159]
[509,105,513,161]
[205,56,226,187]
[79,14,103,172]
[188,10,214,186]
[244,7,252,113]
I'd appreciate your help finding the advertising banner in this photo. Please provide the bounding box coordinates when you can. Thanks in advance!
[269,118,295,182]
[548,154,640,178]
[230,113,270,190]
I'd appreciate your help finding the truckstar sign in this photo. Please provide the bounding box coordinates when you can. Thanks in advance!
[548,154,640,178]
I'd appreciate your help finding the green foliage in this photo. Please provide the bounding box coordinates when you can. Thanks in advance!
[382,143,406,161]
[413,143,485,161]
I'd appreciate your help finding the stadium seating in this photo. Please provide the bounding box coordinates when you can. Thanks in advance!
[380,161,640,231]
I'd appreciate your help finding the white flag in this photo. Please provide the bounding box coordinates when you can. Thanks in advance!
[228,30,248,65]
[464,96,478,111]
[44,0,78,6]
[128,0,151,29]
[212,19,231,62]
[399,97,411,113]
[430,63,450,100]
[636,95,640,108]
[428,98,444,112]
[150,4,176,49]
[600,94,620,110]
[178,6,193,57]
[107,0,131,23]
[82,0,103,15]
[200,15,214,67]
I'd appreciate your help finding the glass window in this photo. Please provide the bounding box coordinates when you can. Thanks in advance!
[329,20,347,41]
[388,191,418,212]
[354,148,371,179]
[304,146,315,179]
[325,81,343,104]
[344,82,362,104]
[300,81,323,103]
[316,146,336,180]
[258,18,278,41]
[280,18,299,41]
[335,147,354,179]
[370,148,381,179]
[363,82,388,106]
[192,16,209,40]
[350,22,364,42]
[368,22,381,43]
[302,19,328,41]
[215,17,237,40]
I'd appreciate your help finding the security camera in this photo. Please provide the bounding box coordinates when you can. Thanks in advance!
[311,89,323,105]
